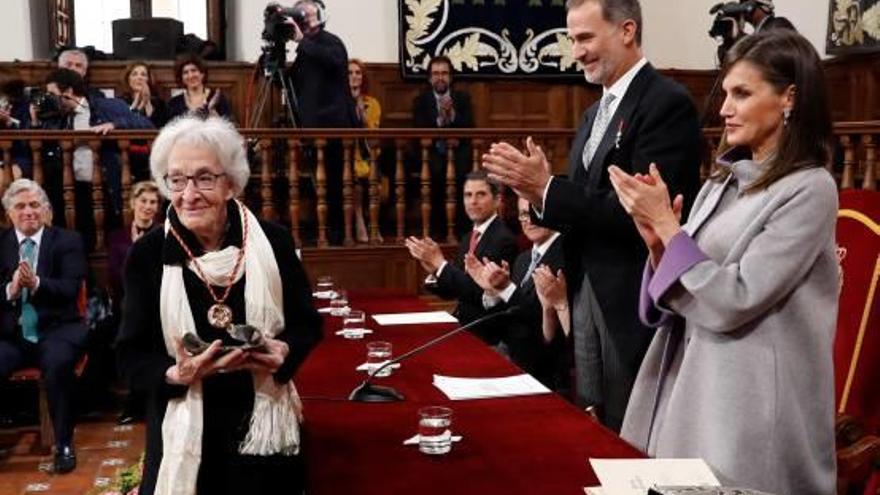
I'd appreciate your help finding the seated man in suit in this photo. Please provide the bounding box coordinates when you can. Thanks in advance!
[465,198,567,388]
[0,179,88,474]
[412,55,475,236]
[405,170,518,344]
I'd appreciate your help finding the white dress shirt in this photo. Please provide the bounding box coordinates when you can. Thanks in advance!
[537,57,649,215]
[482,231,561,308]
[429,214,498,282]
[6,227,44,300]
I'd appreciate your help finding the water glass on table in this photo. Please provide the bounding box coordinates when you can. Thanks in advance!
[329,289,349,316]
[418,406,453,455]
[342,310,367,339]
[315,275,335,299]
[366,341,393,377]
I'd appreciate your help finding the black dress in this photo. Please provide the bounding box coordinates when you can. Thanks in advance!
[167,90,232,122]
[116,201,322,495]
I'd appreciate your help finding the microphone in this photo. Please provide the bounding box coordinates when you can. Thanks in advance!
[349,306,518,402]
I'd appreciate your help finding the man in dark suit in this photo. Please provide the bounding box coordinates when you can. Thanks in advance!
[466,198,567,388]
[405,170,517,344]
[287,0,357,243]
[482,0,702,432]
[0,179,87,473]
[412,55,475,236]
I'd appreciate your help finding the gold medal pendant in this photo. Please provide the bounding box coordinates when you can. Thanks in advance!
[207,303,233,329]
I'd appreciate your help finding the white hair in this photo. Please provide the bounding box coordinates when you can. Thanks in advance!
[59,49,88,68]
[2,178,52,212]
[149,116,250,197]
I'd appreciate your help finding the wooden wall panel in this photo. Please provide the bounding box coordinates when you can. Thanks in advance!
[2,54,876,130]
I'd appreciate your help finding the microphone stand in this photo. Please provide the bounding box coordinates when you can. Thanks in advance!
[348,307,515,402]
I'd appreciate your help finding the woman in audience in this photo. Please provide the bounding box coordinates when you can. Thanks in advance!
[105,180,162,423]
[349,58,382,242]
[610,30,837,494]
[167,54,231,121]
[121,62,168,181]
[116,116,321,495]
[122,61,167,128]
[106,180,162,303]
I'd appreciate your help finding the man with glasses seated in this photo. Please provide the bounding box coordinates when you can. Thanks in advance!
[465,198,567,389]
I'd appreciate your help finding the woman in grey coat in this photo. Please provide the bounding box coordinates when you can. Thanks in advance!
[607,30,837,494]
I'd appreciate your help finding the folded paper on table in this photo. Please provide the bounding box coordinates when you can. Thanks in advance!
[432,374,551,400]
[372,311,458,326]
[588,458,720,495]
[334,328,373,337]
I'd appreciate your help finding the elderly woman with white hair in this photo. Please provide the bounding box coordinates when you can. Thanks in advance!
[116,116,322,495]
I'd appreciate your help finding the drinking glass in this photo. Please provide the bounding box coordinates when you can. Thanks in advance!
[329,289,349,316]
[366,341,393,377]
[418,406,453,455]
[342,310,366,339]
[315,275,334,298]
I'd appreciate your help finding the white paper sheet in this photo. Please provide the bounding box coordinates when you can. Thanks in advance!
[588,458,720,495]
[371,311,458,326]
[432,374,551,400]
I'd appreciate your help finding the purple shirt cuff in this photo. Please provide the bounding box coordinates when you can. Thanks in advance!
[646,232,710,311]
[639,262,673,327]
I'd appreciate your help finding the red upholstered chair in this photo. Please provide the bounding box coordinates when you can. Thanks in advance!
[8,281,89,451]
[834,189,880,495]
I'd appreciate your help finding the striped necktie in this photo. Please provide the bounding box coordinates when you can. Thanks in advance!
[19,238,38,343]
[521,249,542,287]
[581,92,616,172]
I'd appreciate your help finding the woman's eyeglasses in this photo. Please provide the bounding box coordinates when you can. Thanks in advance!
[164,172,226,192]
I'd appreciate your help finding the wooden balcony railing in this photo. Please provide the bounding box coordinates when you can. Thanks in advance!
[0,123,876,254]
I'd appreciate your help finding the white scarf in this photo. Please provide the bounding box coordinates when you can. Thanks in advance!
[155,201,300,495]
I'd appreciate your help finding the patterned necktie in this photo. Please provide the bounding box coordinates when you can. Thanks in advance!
[522,249,542,286]
[19,238,38,344]
[581,92,617,172]
[468,230,481,255]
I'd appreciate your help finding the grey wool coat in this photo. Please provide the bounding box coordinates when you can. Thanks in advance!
[620,150,838,495]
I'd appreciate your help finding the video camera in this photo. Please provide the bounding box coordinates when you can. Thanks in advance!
[262,3,308,44]
[28,90,65,123]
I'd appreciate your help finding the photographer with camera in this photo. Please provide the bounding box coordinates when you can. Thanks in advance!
[29,69,154,250]
[275,0,357,244]
[742,0,794,33]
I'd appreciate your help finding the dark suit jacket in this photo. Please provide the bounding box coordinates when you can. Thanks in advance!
[537,63,702,425]
[429,216,517,343]
[0,226,87,343]
[492,235,566,386]
[412,89,475,129]
[289,29,357,128]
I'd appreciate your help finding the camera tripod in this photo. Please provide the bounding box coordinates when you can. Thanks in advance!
[248,46,300,128]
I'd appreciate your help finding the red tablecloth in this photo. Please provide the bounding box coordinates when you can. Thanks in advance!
[298,290,644,494]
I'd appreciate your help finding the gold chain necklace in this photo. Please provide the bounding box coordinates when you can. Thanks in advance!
[168,206,249,329]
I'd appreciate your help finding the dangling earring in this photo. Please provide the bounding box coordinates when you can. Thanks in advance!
[783,108,791,126]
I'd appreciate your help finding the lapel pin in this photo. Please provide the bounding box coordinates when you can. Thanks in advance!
[615,120,625,149]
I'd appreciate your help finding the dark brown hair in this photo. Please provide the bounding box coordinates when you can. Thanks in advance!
[428,55,453,76]
[122,61,157,97]
[174,53,208,87]
[717,29,831,192]
[466,169,500,197]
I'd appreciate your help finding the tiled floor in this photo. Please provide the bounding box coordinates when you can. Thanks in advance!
[0,418,145,495]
